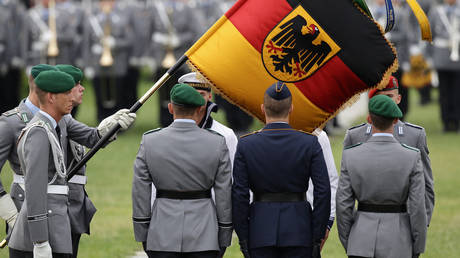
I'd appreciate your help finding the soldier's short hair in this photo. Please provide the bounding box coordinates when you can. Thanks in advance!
[369,112,394,131]
[263,93,292,118]
[172,103,200,117]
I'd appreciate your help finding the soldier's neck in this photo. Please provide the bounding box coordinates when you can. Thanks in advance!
[265,116,289,124]
[40,106,63,123]
[28,93,40,108]
[371,125,394,134]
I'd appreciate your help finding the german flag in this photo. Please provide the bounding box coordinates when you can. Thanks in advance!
[185,0,397,132]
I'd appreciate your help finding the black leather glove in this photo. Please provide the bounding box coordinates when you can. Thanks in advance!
[239,240,251,258]
[413,254,420,258]
[217,247,227,258]
[312,242,321,258]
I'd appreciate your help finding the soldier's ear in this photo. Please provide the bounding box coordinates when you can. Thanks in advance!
[168,103,174,115]
[260,104,265,116]
[289,104,294,114]
[367,115,372,124]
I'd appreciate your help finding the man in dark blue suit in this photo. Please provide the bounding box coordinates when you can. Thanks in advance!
[232,81,331,258]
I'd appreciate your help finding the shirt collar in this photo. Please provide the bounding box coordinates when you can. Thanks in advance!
[25,97,40,115]
[39,110,57,129]
[372,133,394,138]
[174,118,196,124]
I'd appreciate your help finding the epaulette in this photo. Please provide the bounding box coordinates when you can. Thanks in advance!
[348,123,366,131]
[144,128,162,135]
[296,129,314,136]
[344,142,363,150]
[401,143,420,152]
[404,122,423,130]
[205,128,223,137]
[1,108,20,117]
[239,130,260,139]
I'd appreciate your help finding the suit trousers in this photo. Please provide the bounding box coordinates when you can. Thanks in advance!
[71,233,81,258]
[92,76,125,122]
[249,246,312,258]
[9,247,72,258]
[438,70,460,131]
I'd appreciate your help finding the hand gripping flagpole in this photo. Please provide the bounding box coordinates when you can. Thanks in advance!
[0,56,188,249]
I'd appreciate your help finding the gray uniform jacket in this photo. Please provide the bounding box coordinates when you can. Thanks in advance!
[0,100,34,209]
[9,112,72,254]
[427,4,460,71]
[337,135,427,257]
[132,121,232,252]
[60,114,98,235]
[343,120,434,225]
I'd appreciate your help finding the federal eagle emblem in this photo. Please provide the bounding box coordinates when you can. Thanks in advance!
[262,6,341,82]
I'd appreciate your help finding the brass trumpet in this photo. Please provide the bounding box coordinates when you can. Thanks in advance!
[47,0,59,58]
[99,3,114,67]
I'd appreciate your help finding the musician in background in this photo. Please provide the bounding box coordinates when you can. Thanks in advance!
[428,0,460,132]
[152,0,205,127]
[84,0,134,122]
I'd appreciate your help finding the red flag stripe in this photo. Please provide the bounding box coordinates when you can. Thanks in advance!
[226,0,293,52]
[293,56,368,113]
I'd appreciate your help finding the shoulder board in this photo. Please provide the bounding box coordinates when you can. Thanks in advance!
[144,128,162,135]
[344,142,363,150]
[401,143,420,152]
[296,129,314,136]
[205,128,223,137]
[348,123,366,131]
[404,122,423,130]
[240,130,260,139]
[1,108,20,117]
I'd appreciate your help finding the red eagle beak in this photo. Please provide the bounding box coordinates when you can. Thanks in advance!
[309,24,317,34]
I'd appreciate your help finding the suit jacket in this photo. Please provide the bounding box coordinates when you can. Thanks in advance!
[337,135,427,257]
[132,120,232,252]
[343,120,434,225]
[232,123,330,249]
[9,112,72,254]
[0,100,34,209]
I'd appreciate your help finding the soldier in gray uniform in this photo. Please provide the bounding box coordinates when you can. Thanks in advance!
[0,0,27,113]
[84,0,134,122]
[337,95,427,258]
[343,76,435,226]
[9,70,76,258]
[428,0,460,132]
[0,64,58,231]
[132,83,232,258]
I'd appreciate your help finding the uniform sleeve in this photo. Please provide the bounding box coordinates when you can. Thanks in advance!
[132,136,153,242]
[0,117,14,194]
[232,142,250,242]
[310,138,331,242]
[408,154,427,255]
[417,128,434,225]
[336,153,355,251]
[214,137,233,247]
[23,128,50,243]
[65,116,101,148]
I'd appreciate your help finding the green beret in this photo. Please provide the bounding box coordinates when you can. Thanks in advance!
[170,83,205,107]
[35,70,75,93]
[30,64,58,79]
[369,95,403,118]
[56,64,83,84]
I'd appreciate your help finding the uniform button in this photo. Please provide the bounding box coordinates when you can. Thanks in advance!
[48,210,52,214]
[67,201,71,205]
[19,194,23,198]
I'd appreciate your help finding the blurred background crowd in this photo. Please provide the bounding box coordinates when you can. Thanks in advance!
[1,0,460,134]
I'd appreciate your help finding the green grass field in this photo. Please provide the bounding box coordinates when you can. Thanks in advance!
[1,72,459,257]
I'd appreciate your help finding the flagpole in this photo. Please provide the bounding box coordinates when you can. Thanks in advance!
[66,55,188,181]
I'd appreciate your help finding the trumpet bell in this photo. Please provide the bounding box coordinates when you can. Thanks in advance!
[161,50,176,69]
[100,49,114,67]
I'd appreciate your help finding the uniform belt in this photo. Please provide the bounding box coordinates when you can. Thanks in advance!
[68,175,87,185]
[358,203,407,213]
[47,185,69,195]
[13,173,25,184]
[254,192,306,202]
[156,189,211,200]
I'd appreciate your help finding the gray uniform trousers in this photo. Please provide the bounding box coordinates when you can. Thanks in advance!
[337,136,427,258]
[9,113,72,254]
[343,120,434,225]
[132,121,232,253]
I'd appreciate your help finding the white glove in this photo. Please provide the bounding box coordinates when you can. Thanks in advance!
[33,241,52,258]
[98,109,136,138]
[152,32,169,45]
[104,36,116,49]
[170,34,180,48]
[91,44,103,55]
[40,31,52,43]
[0,194,18,228]
[84,67,95,80]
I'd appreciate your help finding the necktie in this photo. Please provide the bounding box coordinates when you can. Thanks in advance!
[55,126,62,146]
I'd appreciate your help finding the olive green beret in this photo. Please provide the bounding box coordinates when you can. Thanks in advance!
[56,64,83,84]
[369,95,403,118]
[170,83,205,107]
[35,70,75,93]
[31,64,58,79]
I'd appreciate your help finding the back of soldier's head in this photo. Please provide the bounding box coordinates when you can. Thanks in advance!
[263,81,292,119]
[368,95,403,131]
[170,83,205,117]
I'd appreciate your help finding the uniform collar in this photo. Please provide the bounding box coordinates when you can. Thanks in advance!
[38,110,57,129]
[25,97,40,115]
[264,122,292,130]
[372,133,394,137]
[174,118,196,124]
